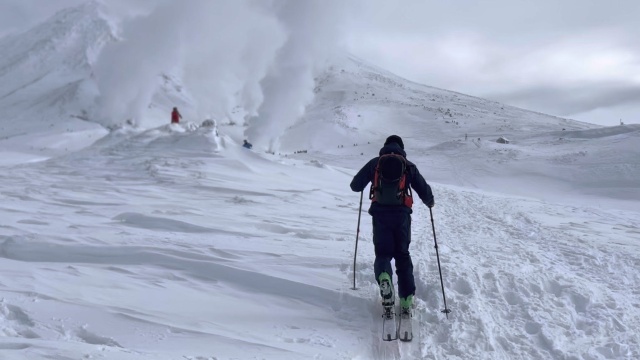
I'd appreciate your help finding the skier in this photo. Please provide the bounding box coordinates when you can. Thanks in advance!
[350,135,434,318]
[242,139,253,149]
[171,107,182,124]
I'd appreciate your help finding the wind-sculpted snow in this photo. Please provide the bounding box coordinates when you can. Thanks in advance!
[2,121,637,359]
[0,125,375,358]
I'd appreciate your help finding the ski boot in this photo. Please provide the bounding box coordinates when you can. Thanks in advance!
[379,272,397,341]
[378,272,395,309]
[399,295,413,317]
[398,295,414,342]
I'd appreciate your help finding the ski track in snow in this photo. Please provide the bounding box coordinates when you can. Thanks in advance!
[345,184,639,360]
[410,188,640,359]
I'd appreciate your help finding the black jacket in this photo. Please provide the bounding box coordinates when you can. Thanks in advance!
[350,143,434,214]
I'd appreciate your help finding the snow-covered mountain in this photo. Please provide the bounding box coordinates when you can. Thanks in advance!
[0,3,638,360]
[290,55,639,206]
[0,2,110,131]
[0,1,192,159]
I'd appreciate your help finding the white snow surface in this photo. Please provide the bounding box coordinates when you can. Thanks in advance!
[0,5,639,360]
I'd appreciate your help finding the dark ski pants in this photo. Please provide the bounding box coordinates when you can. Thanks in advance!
[372,211,415,299]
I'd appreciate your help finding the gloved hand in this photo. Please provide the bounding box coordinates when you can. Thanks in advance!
[427,200,435,208]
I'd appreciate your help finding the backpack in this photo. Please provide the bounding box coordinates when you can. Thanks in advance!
[369,153,413,207]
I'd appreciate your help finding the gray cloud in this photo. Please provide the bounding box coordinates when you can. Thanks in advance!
[489,82,640,116]
[347,0,640,125]
[350,1,640,42]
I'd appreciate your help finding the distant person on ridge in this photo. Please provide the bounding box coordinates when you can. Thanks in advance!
[243,139,253,149]
[171,107,182,124]
[350,135,434,317]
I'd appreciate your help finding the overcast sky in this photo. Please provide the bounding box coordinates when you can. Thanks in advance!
[1,0,638,126]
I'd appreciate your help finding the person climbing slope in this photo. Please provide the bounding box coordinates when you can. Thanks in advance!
[350,135,434,318]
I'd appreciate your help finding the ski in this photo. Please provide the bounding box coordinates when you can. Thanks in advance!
[398,307,413,342]
[381,306,397,341]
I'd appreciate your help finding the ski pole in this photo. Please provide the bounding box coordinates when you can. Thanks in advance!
[352,191,363,290]
[430,207,452,318]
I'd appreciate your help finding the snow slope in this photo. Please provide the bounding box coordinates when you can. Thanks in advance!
[0,3,639,360]
[0,2,110,132]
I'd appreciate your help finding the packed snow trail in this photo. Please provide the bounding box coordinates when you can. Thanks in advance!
[337,149,639,360]
[407,186,639,359]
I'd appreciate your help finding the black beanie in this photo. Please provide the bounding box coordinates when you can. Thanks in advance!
[384,135,404,149]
